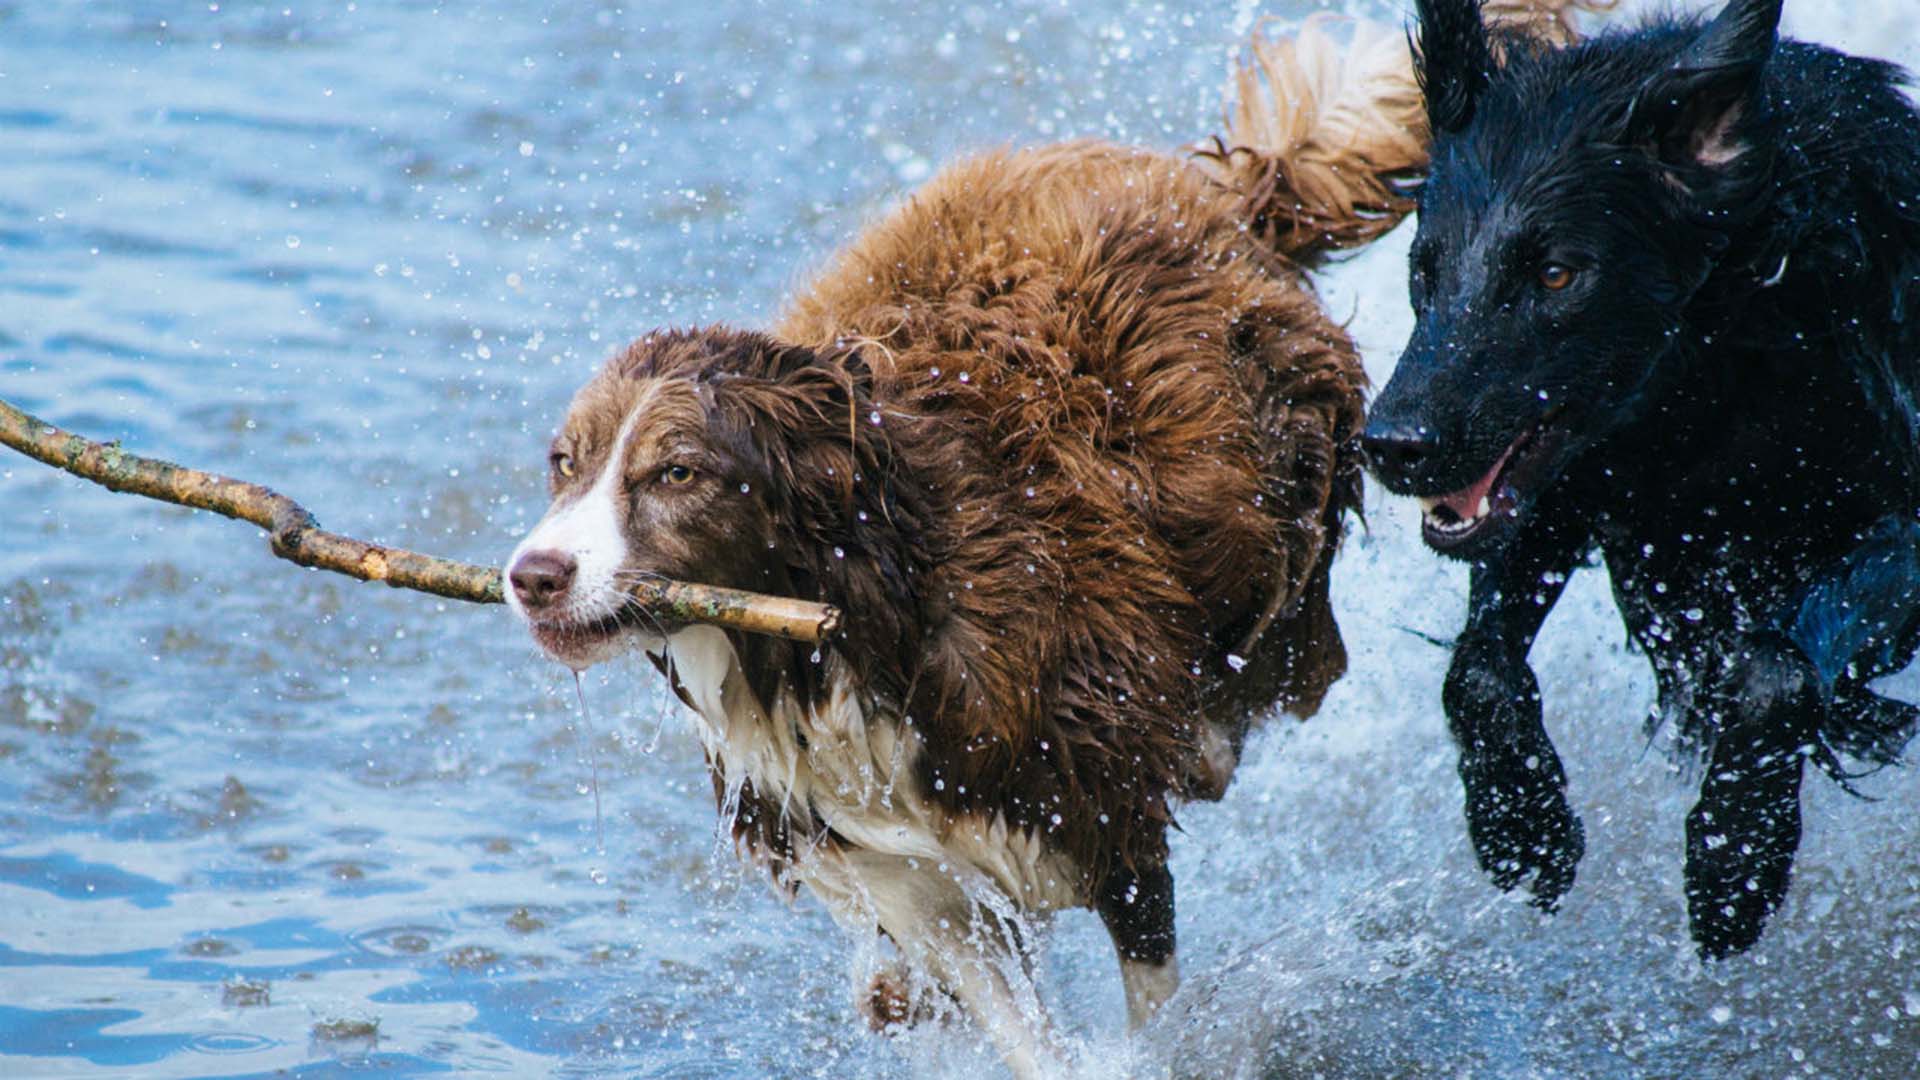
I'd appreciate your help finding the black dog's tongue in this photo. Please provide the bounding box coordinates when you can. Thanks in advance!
[1424,434,1523,526]
[1435,457,1504,522]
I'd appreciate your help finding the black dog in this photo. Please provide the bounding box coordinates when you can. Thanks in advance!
[1365,0,1920,958]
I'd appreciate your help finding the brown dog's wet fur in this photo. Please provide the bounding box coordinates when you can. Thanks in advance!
[509,5,1608,1071]
[538,138,1367,1072]
[602,140,1366,879]
[783,140,1369,831]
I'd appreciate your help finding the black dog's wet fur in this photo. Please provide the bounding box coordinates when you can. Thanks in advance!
[1367,0,1920,958]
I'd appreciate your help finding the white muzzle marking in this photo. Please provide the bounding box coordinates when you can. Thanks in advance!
[506,396,651,634]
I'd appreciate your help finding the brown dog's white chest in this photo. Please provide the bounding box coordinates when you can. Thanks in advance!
[652,625,1083,913]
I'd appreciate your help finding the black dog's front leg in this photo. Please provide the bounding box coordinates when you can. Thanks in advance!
[1683,633,1817,959]
[1447,533,1587,910]
[1686,516,1920,957]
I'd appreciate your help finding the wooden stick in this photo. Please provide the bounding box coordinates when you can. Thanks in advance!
[0,396,842,644]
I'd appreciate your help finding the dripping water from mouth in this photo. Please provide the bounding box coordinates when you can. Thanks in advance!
[571,670,604,853]
[641,702,670,755]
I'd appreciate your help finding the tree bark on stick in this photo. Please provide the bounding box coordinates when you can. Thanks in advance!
[0,396,841,644]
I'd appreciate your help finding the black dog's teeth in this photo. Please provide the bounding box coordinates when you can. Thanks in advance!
[1418,496,1487,536]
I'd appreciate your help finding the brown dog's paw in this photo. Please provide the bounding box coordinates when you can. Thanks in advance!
[862,969,920,1032]
[860,967,956,1033]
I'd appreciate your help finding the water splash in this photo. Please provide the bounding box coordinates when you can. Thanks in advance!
[571,669,604,854]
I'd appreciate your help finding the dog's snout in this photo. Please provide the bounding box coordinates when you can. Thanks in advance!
[510,549,578,609]
[1361,421,1441,490]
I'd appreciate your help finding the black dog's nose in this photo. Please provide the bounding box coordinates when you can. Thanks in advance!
[510,550,577,610]
[1361,422,1440,490]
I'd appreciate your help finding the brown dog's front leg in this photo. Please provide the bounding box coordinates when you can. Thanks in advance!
[1096,858,1178,1028]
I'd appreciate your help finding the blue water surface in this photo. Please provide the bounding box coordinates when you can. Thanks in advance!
[4,1,1920,1078]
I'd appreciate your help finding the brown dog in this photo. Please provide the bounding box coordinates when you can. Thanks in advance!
[505,6,1598,1074]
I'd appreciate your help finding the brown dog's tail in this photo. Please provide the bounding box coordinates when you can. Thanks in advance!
[1193,1,1614,267]
[1482,0,1619,49]
[1192,15,1425,266]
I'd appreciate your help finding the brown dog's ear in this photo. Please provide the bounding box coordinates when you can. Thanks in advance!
[1631,0,1782,171]
[708,341,875,504]
[1415,0,1496,134]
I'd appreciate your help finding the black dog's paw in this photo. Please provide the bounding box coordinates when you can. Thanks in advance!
[1445,651,1586,910]
[1461,766,1586,911]
[1685,783,1801,960]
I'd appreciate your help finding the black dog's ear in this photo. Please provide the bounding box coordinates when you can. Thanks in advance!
[1414,0,1495,134]
[1630,0,1782,170]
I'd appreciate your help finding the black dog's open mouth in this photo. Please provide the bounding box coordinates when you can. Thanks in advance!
[1419,410,1567,552]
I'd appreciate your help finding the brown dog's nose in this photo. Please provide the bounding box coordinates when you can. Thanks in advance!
[510,550,577,610]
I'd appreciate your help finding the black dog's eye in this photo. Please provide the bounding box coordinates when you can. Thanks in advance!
[660,464,695,486]
[1538,263,1577,291]
[551,453,576,479]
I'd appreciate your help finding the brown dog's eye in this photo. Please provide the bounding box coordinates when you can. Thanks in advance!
[1539,263,1577,291]
[551,453,576,479]
[661,464,695,486]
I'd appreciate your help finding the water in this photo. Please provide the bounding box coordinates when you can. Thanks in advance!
[2,1,1917,1077]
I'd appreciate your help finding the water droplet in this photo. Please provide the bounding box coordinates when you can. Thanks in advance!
[739,482,751,494]
[284,234,300,249]
[1225,653,1247,672]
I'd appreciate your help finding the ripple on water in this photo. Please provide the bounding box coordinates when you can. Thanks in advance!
[0,109,62,129]
[0,852,172,909]
[185,1030,278,1056]
[348,923,452,959]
